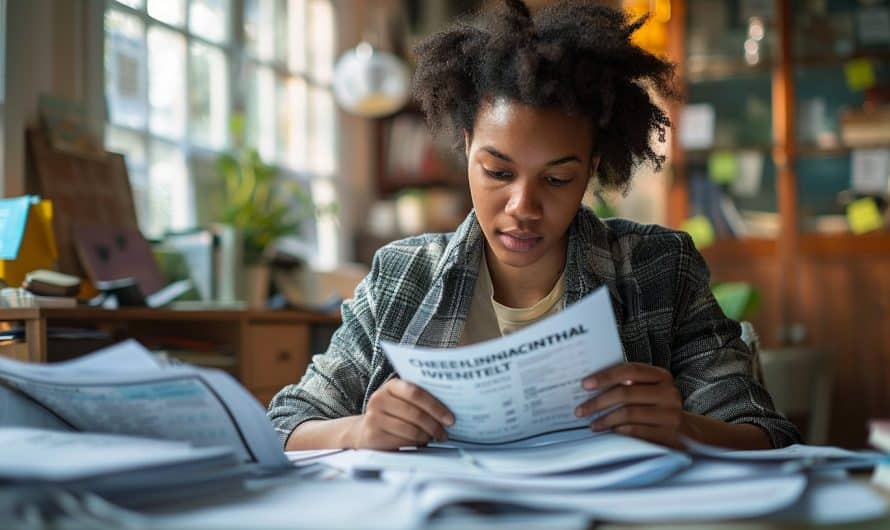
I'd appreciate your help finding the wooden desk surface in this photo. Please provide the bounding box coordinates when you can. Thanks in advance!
[1,306,342,326]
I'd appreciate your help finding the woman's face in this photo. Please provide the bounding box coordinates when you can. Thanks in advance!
[465,98,596,271]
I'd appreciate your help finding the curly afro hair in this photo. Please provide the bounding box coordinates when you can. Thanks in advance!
[412,0,677,192]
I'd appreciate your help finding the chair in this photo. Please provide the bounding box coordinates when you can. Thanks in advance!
[740,321,832,445]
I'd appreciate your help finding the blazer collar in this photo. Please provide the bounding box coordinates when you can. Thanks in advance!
[405,207,623,347]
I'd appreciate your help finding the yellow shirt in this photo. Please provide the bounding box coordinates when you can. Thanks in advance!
[459,253,566,345]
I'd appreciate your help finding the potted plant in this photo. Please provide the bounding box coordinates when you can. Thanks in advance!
[216,115,313,307]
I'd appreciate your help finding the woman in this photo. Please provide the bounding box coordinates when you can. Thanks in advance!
[269,0,799,451]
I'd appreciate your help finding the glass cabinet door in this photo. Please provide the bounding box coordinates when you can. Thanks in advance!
[682,0,779,240]
[793,0,890,235]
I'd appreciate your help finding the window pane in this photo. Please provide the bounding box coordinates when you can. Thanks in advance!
[105,9,146,128]
[245,63,276,161]
[189,42,229,149]
[148,26,186,139]
[190,0,230,44]
[277,76,306,169]
[310,177,337,267]
[106,126,146,169]
[306,0,334,82]
[308,85,336,174]
[285,0,306,72]
[149,140,193,236]
[244,0,276,62]
[113,0,144,9]
[147,0,185,27]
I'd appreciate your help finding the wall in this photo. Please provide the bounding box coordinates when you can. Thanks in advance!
[2,0,103,197]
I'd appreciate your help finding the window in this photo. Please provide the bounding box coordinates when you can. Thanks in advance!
[104,0,338,257]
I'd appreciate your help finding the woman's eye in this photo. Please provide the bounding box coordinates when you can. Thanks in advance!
[483,168,513,180]
[545,176,571,187]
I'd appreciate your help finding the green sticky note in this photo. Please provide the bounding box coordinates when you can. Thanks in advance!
[708,151,739,184]
[847,198,884,234]
[845,59,876,91]
[711,282,762,321]
[681,215,716,249]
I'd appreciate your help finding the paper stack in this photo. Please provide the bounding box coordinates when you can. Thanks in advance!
[871,419,890,491]
[0,428,244,508]
[0,340,293,509]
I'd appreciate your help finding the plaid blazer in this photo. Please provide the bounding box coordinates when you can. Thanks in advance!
[268,208,800,448]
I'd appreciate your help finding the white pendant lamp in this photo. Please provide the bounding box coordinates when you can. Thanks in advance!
[332,1,410,118]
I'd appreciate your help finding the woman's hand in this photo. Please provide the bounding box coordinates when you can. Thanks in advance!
[574,363,687,448]
[348,379,454,451]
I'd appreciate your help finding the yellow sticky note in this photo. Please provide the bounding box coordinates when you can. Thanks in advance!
[708,151,739,184]
[681,215,716,249]
[845,59,876,91]
[846,198,884,234]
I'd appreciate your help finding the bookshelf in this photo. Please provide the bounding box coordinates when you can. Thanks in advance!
[667,0,890,447]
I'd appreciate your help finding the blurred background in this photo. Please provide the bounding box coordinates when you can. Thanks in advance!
[0,0,888,447]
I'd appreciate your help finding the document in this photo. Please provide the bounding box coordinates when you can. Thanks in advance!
[0,341,289,471]
[415,474,808,523]
[382,286,624,445]
[0,427,233,482]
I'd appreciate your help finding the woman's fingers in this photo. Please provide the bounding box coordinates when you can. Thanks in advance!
[375,411,434,445]
[381,390,449,441]
[387,379,455,428]
[590,405,682,432]
[575,381,681,418]
[581,362,672,391]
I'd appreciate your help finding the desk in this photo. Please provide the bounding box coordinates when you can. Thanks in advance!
[0,307,341,405]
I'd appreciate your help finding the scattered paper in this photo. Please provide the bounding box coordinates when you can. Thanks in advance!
[415,474,808,523]
[772,474,889,524]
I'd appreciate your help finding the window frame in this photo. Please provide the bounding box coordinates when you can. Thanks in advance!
[103,0,339,253]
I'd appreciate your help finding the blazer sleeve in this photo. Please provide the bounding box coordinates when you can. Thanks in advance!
[670,233,801,448]
[266,254,381,447]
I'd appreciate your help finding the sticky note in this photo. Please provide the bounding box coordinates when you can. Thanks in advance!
[845,59,876,91]
[681,215,716,249]
[708,151,739,184]
[846,198,884,234]
[712,282,761,321]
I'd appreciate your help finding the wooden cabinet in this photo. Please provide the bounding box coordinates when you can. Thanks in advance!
[241,322,312,401]
[0,308,340,408]
[667,0,890,446]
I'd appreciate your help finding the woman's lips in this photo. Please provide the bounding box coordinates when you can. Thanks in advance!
[497,231,542,252]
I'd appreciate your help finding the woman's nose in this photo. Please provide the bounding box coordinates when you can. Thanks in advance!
[504,181,543,221]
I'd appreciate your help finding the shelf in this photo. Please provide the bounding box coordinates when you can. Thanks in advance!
[699,238,778,261]
[797,143,890,158]
[684,59,773,83]
[41,307,341,325]
[684,146,772,161]
[795,51,890,68]
[800,231,890,257]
